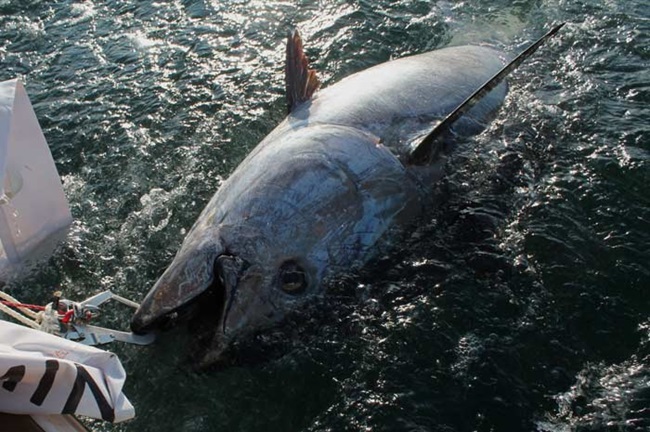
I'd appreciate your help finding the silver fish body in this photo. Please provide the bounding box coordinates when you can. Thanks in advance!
[131,44,508,365]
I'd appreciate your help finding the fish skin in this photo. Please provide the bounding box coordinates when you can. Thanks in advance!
[131,43,508,366]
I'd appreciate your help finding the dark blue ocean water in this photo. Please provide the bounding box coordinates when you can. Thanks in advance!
[1,0,649,431]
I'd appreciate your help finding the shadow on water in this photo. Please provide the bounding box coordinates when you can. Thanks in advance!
[1,0,649,431]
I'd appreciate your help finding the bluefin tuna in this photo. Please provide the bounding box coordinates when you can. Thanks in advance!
[131,25,564,367]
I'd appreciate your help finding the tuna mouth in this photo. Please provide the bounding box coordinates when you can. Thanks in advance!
[130,253,232,335]
[130,253,246,368]
[165,277,226,333]
[186,289,232,369]
[130,273,226,335]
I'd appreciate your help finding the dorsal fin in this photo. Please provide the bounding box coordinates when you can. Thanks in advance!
[286,29,321,113]
[407,22,565,165]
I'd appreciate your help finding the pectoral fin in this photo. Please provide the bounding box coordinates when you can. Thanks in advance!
[407,22,565,165]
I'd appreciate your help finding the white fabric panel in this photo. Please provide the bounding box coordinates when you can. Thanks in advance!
[0,79,72,263]
[0,321,134,423]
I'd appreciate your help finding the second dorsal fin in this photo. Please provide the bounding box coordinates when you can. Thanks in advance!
[286,29,321,113]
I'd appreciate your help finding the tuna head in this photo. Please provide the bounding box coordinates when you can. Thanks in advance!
[130,124,417,367]
[130,221,324,368]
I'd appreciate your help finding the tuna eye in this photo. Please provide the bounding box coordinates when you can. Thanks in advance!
[278,261,307,294]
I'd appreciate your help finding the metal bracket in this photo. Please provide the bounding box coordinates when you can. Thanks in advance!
[58,290,155,346]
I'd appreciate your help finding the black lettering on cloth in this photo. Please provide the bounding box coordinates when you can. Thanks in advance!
[0,365,25,392]
[62,364,115,422]
[30,359,60,406]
